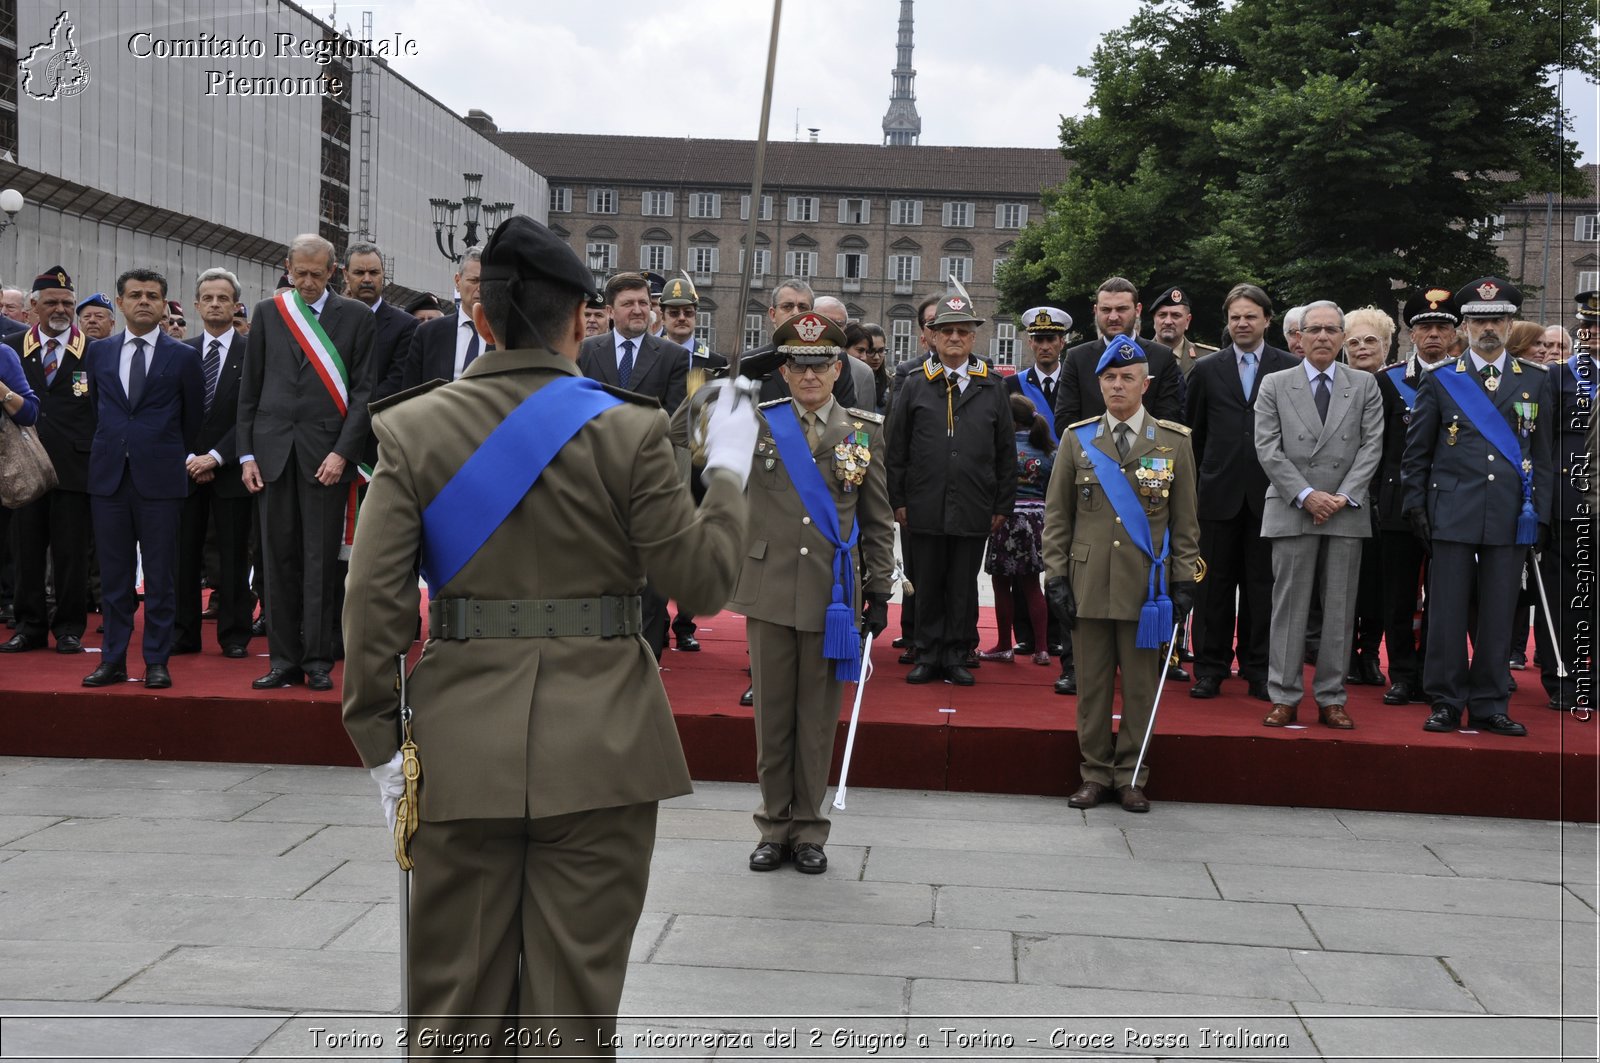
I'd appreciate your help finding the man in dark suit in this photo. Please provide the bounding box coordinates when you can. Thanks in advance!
[1184,282,1296,700]
[397,249,483,394]
[1,267,95,655]
[82,268,204,689]
[174,267,255,657]
[1054,277,1186,430]
[577,271,688,413]
[343,242,418,408]
[737,280,857,408]
[238,233,375,691]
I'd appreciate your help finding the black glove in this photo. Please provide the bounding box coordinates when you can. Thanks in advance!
[1405,507,1432,556]
[861,594,890,638]
[1045,576,1077,629]
[1536,523,1551,555]
[1168,581,1195,619]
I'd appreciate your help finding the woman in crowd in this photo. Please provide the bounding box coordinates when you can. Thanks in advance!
[979,394,1054,665]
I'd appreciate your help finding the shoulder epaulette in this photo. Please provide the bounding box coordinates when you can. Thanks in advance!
[599,383,662,408]
[1067,415,1099,429]
[1516,358,1548,372]
[845,407,884,424]
[1193,342,1220,354]
[759,398,789,409]
[369,378,447,414]
[1154,417,1192,436]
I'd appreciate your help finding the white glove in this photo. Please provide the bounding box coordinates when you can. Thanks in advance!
[369,750,405,833]
[701,377,760,488]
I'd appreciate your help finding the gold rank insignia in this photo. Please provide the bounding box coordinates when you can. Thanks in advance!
[834,427,871,491]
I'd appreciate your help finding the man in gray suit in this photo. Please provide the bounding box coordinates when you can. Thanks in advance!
[238,233,375,691]
[1253,300,1383,728]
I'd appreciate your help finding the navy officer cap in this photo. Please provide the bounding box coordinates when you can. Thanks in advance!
[479,215,599,299]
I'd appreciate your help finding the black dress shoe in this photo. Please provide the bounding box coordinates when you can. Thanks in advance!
[55,635,83,654]
[1054,671,1077,695]
[144,664,172,689]
[1247,679,1271,702]
[1166,663,1191,682]
[1507,674,1517,692]
[83,662,129,687]
[251,617,267,637]
[1012,641,1034,655]
[1423,704,1461,733]
[676,635,701,652]
[1509,651,1527,671]
[1479,713,1527,736]
[1049,642,1065,656]
[222,645,249,659]
[1360,659,1386,685]
[1383,681,1416,705]
[1189,675,1222,699]
[898,650,917,665]
[307,670,334,691]
[964,650,981,669]
[748,842,787,871]
[792,842,827,874]
[945,664,975,686]
[0,632,45,653]
[906,663,939,684]
[252,667,303,689]
[890,636,909,649]
[739,685,754,707]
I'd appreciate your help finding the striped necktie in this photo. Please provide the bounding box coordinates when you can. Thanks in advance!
[203,338,222,412]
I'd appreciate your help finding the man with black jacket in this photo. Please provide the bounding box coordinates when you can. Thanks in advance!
[1054,277,1186,429]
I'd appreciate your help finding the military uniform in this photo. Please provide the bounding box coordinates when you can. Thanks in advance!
[342,218,750,1056]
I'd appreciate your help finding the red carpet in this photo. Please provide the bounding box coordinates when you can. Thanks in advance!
[2,604,1595,822]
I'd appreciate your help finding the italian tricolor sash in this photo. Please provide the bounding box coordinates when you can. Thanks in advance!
[274,290,348,414]
[339,463,375,561]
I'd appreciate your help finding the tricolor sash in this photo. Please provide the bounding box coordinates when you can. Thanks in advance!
[338,463,375,561]
[1015,370,1058,442]
[1385,364,1417,409]
[274,291,348,414]
[419,376,621,587]
[767,403,863,681]
[1433,367,1537,545]
[1072,421,1172,649]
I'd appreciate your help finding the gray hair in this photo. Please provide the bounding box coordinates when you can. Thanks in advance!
[286,233,337,270]
[195,267,241,301]
[771,278,814,307]
[1283,305,1306,333]
[458,246,483,271]
[813,295,848,325]
[1301,299,1344,327]
[344,241,385,267]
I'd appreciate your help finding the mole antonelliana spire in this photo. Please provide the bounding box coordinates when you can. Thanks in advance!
[881,0,921,146]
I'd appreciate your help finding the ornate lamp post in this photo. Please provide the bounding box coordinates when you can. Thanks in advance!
[429,173,513,263]
[0,189,24,238]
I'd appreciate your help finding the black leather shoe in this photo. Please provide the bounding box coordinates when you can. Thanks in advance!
[1507,674,1517,693]
[676,635,701,652]
[898,650,917,665]
[1012,641,1034,655]
[792,842,827,874]
[739,685,754,707]
[222,645,249,659]
[1479,713,1527,737]
[1166,663,1191,682]
[1358,658,1386,686]
[1049,642,1065,656]
[307,670,334,691]
[55,635,82,654]
[748,842,787,871]
[1247,679,1271,702]
[144,664,171,689]
[83,661,129,687]
[964,650,981,669]
[1189,675,1222,699]
[906,663,939,684]
[1423,704,1461,733]
[945,664,975,686]
[0,633,45,653]
[891,636,909,649]
[252,667,303,689]
[1383,681,1417,705]
[1054,671,1077,695]
[251,617,267,637]
[1509,652,1527,671]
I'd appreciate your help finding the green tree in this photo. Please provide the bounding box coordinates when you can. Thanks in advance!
[1000,0,1599,339]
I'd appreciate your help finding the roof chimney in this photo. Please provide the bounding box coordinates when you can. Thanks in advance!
[808,128,820,143]
[464,109,498,134]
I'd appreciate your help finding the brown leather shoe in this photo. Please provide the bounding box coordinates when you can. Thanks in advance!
[1067,781,1108,809]
[1117,785,1151,813]
[1319,703,1355,729]
[1262,703,1297,727]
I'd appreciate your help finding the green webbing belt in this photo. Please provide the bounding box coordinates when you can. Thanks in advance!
[428,595,643,640]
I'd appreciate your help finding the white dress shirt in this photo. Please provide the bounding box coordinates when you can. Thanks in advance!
[187,328,234,467]
[118,327,163,397]
[453,316,480,379]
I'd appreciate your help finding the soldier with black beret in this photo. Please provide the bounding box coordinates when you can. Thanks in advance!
[1150,285,1218,378]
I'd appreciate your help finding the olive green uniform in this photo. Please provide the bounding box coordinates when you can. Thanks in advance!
[1174,336,1220,378]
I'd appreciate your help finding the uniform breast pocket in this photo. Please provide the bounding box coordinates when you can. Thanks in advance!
[753,444,788,493]
[730,539,768,606]
[1069,540,1092,576]
[1074,469,1103,512]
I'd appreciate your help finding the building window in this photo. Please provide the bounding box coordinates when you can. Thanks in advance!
[891,199,923,226]
[744,314,766,349]
[942,201,974,228]
[990,322,1016,366]
[1577,215,1600,242]
[1479,214,1505,241]
[784,251,818,279]
[548,186,571,213]
[838,198,870,225]
[788,196,819,222]
[585,242,617,270]
[695,312,715,347]
[642,190,674,217]
[891,319,915,360]
[689,246,719,276]
[739,249,771,279]
[1579,271,1600,293]
[690,192,721,218]
[740,195,773,221]
[889,254,921,294]
[938,256,973,283]
[992,256,1008,282]
[588,188,617,214]
[640,244,673,271]
[997,203,1026,229]
[837,252,868,292]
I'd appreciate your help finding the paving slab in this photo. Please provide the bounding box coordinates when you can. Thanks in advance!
[0,888,368,949]
[108,945,397,1012]
[1287,950,1483,1012]
[862,847,1220,897]
[1209,862,1576,919]
[0,940,176,1001]
[235,792,387,827]
[619,963,906,1035]
[227,763,378,796]
[0,758,270,790]
[297,858,399,903]
[1335,809,1591,851]
[242,1014,396,1061]
[1428,841,1600,887]
[1019,935,1319,1000]
[1445,956,1600,1016]
[1299,903,1587,962]
[0,784,272,821]
[0,848,344,900]
[643,869,934,926]
[278,823,396,864]
[0,1000,285,1063]
[1112,802,1354,838]
[10,815,320,856]
[646,836,871,879]
[0,814,63,846]
[1294,1000,1597,1063]
[936,886,1317,948]
[1124,827,1447,874]
[652,914,1014,981]
[659,807,1098,855]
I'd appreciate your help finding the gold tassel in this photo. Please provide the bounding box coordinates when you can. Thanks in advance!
[394,723,421,871]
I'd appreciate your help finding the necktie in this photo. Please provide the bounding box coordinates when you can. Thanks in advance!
[804,411,820,447]
[43,338,59,387]
[618,339,635,388]
[1115,423,1131,459]
[203,338,222,413]
[1042,375,1056,407]
[127,337,147,407]
[1239,352,1257,398]
[307,303,319,318]
[460,325,480,375]
[1314,372,1331,422]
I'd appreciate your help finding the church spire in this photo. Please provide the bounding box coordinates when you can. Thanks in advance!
[881,0,921,146]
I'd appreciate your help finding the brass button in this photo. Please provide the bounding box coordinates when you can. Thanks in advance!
[1114,517,1122,524]
[1113,540,1121,547]
[802,516,811,525]
[800,547,809,556]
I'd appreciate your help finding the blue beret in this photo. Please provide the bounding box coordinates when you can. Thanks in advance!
[77,292,113,313]
[1094,334,1147,375]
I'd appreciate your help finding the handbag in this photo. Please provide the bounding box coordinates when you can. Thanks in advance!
[0,412,59,508]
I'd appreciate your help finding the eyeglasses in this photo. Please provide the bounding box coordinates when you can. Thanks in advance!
[786,362,832,377]
[869,345,887,355]
[936,326,975,338]
[775,301,811,314]
[662,307,696,318]
[1301,325,1344,336]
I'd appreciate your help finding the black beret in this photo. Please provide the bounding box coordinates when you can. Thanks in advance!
[1148,286,1192,312]
[406,292,444,314]
[33,266,72,292]
[479,215,598,299]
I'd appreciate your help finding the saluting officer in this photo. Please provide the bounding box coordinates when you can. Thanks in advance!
[342,216,756,1056]
[720,312,895,875]
[1044,337,1199,814]
[1401,277,1553,736]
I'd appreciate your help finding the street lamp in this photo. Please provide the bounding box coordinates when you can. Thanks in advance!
[429,173,512,263]
[0,189,24,238]
[587,247,609,295]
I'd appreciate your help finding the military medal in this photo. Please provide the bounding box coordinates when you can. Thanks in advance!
[71,371,87,397]
[1446,422,1459,446]
[833,427,871,492]
[1485,375,1499,392]
[1513,401,1537,438]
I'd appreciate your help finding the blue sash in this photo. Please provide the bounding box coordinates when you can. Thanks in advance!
[1569,355,1594,401]
[1432,366,1537,545]
[1015,370,1058,442]
[767,403,863,681]
[420,376,622,587]
[1385,364,1417,409]
[1071,422,1172,649]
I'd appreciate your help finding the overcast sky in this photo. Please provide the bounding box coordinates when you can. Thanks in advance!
[318,0,1594,159]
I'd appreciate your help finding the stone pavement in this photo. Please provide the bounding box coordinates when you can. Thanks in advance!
[0,755,1594,1061]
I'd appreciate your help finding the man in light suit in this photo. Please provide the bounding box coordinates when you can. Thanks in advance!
[238,233,375,691]
[577,271,688,413]
[82,268,204,689]
[398,249,483,395]
[1253,301,1384,728]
